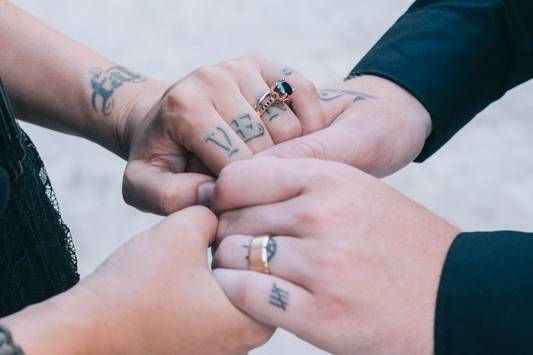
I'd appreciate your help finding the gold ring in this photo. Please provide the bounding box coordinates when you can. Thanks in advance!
[248,235,272,274]
[254,79,294,117]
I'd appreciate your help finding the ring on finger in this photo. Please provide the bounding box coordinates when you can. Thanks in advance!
[254,79,294,117]
[248,235,276,274]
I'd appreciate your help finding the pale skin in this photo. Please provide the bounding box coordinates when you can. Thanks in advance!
[1,206,273,355]
[1,0,433,215]
[0,1,325,216]
[212,158,459,355]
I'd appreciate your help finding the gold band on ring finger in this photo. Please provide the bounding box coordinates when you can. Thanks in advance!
[248,235,271,274]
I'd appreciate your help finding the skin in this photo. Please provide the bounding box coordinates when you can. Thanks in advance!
[0,1,325,216]
[1,206,273,355]
[259,74,433,178]
[122,56,325,214]
[211,158,459,355]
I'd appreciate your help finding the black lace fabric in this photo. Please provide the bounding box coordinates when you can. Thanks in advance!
[0,130,79,317]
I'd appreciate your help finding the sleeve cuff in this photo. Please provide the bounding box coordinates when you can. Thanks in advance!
[349,7,508,161]
[435,231,533,354]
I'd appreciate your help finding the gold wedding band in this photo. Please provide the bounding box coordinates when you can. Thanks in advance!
[254,79,294,117]
[248,235,272,274]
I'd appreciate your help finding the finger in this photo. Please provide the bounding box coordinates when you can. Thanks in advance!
[213,269,316,336]
[220,60,302,144]
[123,160,214,215]
[203,71,276,153]
[257,118,354,163]
[217,200,304,238]
[213,235,312,287]
[151,205,218,255]
[165,91,254,174]
[255,58,326,134]
[212,157,308,212]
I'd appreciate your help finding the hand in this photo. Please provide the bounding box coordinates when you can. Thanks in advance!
[119,56,325,215]
[258,75,432,177]
[211,158,459,355]
[3,206,273,355]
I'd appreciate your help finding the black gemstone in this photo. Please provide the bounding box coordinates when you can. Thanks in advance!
[275,80,293,96]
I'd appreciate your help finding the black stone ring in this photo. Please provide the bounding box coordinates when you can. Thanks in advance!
[254,79,294,117]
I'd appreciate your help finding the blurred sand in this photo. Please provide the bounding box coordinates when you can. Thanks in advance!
[12,0,533,353]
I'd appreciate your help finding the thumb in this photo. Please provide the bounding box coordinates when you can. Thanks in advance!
[151,205,218,257]
[257,113,392,176]
[257,122,349,162]
[123,160,214,215]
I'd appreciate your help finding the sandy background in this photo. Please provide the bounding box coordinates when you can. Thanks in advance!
[13,0,533,353]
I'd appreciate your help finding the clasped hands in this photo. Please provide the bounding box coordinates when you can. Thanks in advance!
[77,56,459,355]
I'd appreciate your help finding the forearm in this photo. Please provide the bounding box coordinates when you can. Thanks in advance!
[0,1,166,158]
[1,284,107,355]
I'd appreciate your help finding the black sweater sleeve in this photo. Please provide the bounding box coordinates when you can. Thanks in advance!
[349,0,533,161]
[436,232,533,355]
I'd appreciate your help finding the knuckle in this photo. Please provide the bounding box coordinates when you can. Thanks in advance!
[275,120,302,142]
[311,248,350,285]
[161,89,197,114]
[300,79,318,94]
[315,292,346,322]
[292,137,326,159]
[217,211,237,237]
[192,65,228,85]
[158,182,181,215]
[294,207,324,230]
[238,54,261,65]
[309,165,342,187]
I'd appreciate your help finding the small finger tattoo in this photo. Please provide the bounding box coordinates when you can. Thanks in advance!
[319,89,375,103]
[266,103,289,122]
[205,127,239,157]
[267,238,277,262]
[231,114,265,142]
[281,67,294,76]
[89,65,146,116]
[270,283,289,311]
[243,244,250,260]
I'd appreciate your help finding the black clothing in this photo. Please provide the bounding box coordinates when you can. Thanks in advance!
[351,0,533,162]
[0,79,78,317]
[350,1,533,354]
[436,232,533,355]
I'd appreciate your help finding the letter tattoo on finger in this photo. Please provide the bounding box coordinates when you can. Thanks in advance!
[269,283,289,311]
[231,114,265,142]
[205,127,240,157]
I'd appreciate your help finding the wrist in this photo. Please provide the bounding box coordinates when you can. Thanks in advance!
[1,284,109,355]
[113,79,168,160]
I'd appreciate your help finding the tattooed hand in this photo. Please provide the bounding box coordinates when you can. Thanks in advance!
[211,157,459,355]
[258,75,432,177]
[119,56,325,215]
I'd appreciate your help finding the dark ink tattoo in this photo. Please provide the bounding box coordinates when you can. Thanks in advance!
[319,89,375,103]
[230,114,265,142]
[89,66,146,116]
[281,67,294,76]
[267,238,277,262]
[266,103,289,122]
[269,283,289,311]
[243,244,250,260]
[205,127,239,157]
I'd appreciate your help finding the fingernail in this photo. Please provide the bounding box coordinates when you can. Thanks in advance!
[197,182,215,207]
